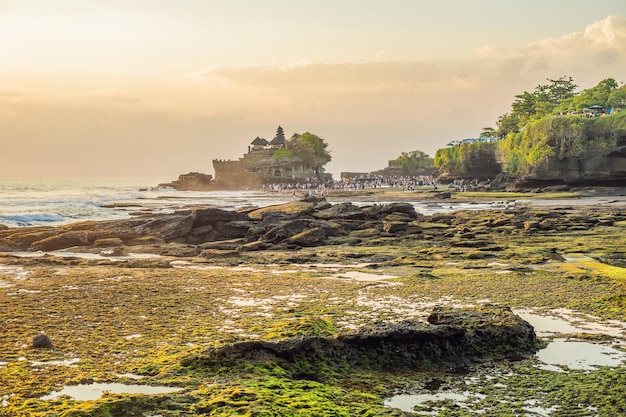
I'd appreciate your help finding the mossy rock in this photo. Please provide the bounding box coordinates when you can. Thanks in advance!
[247,201,315,220]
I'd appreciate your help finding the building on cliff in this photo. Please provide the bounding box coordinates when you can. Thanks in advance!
[212,126,330,188]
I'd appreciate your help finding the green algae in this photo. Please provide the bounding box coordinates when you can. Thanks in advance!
[1,206,625,416]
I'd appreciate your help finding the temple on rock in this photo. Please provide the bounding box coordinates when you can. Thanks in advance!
[212,126,329,188]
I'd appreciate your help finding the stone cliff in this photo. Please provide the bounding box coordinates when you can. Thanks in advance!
[499,112,626,186]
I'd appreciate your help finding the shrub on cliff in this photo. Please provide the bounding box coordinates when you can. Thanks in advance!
[434,141,499,179]
[497,110,626,177]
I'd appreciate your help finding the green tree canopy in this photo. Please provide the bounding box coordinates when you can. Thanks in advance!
[389,150,435,175]
[286,132,332,177]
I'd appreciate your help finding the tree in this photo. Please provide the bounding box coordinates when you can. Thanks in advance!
[389,150,434,175]
[480,127,497,138]
[510,76,579,125]
[540,76,578,103]
[608,84,626,108]
[495,113,520,138]
[287,132,331,178]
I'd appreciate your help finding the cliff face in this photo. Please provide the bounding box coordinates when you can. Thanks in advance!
[525,142,626,184]
[498,112,626,186]
[434,142,501,181]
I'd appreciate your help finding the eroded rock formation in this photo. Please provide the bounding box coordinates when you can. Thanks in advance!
[182,305,540,379]
[1,198,624,257]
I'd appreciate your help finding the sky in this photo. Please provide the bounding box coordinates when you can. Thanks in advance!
[1,1,626,179]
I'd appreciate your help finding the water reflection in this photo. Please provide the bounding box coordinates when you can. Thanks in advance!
[40,382,183,401]
[536,339,626,370]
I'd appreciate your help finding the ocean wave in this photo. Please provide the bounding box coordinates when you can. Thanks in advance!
[1,213,66,226]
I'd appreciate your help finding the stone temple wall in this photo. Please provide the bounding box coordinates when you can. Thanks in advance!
[213,149,319,186]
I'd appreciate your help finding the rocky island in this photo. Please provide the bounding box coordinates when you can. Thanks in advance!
[159,126,332,191]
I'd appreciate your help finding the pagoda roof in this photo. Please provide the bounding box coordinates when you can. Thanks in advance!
[251,136,269,145]
[269,136,286,145]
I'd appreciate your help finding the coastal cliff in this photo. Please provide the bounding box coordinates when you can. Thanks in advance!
[498,112,626,186]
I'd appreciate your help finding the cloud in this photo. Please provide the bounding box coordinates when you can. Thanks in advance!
[475,16,626,82]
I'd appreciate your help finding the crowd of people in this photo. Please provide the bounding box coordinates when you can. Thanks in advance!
[333,174,438,191]
[261,174,443,195]
[261,175,488,196]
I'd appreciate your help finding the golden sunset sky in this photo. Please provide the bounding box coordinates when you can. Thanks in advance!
[1,0,626,178]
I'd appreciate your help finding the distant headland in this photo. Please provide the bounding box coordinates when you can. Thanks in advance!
[161,77,626,192]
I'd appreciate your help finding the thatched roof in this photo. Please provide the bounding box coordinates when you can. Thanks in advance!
[251,136,269,145]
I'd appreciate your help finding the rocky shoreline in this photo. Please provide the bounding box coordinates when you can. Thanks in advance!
[1,191,625,416]
[1,193,624,259]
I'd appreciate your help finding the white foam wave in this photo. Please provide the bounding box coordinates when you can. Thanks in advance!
[1,213,65,226]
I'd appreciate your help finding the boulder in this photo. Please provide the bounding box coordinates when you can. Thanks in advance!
[31,231,96,251]
[313,203,370,220]
[32,334,53,349]
[128,214,195,242]
[184,305,539,378]
[379,202,419,219]
[193,208,248,228]
[215,220,255,240]
[261,219,312,243]
[247,201,316,220]
[285,227,328,247]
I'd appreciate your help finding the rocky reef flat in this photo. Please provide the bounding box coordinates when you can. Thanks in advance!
[1,190,625,416]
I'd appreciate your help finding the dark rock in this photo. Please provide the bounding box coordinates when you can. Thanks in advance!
[32,334,53,349]
[285,227,328,247]
[261,219,312,243]
[215,220,255,240]
[310,220,345,237]
[183,305,539,377]
[159,172,214,191]
[193,208,248,228]
[542,184,570,192]
[434,191,452,199]
[128,213,195,242]
[379,202,419,219]
[313,203,370,220]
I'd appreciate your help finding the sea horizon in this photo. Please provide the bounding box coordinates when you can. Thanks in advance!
[0,176,291,228]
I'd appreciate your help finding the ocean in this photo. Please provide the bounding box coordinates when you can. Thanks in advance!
[0,177,542,229]
[0,177,294,228]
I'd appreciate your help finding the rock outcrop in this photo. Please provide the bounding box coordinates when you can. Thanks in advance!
[182,305,539,379]
[519,138,626,185]
[1,198,624,258]
[158,172,214,191]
